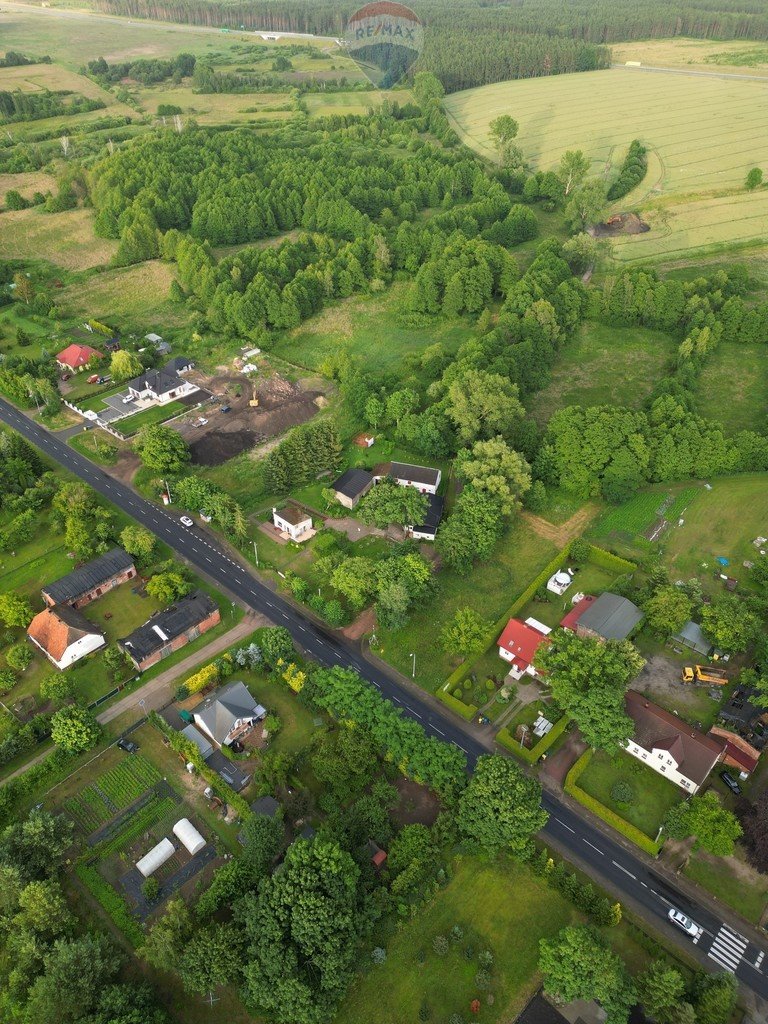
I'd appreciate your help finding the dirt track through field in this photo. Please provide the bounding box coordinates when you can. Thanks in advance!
[522,504,599,547]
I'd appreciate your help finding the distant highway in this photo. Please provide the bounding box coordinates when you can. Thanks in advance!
[1,395,768,1007]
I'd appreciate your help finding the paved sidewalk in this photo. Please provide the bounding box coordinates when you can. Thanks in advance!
[97,614,266,725]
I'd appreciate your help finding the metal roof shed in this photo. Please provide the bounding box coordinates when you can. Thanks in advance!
[173,818,206,855]
[136,837,175,877]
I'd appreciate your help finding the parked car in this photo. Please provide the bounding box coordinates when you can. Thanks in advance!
[220,405,231,413]
[122,394,135,404]
[180,515,194,528]
[668,908,700,938]
[98,375,112,384]
[87,374,99,384]
[197,417,208,426]
[117,738,139,754]
[720,770,741,795]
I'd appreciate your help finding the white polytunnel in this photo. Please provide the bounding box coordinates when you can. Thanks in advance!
[136,837,175,878]
[173,817,206,855]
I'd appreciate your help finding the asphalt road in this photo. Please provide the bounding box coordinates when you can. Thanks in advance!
[2,397,768,1003]
[611,62,768,82]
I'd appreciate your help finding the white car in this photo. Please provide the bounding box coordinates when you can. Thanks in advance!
[197,417,208,426]
[179,516,194,528]
[668,907,700,938]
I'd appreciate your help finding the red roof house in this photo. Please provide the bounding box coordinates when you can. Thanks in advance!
[497,618,550,680]
[56,343,103,371]
[709,726,761,776]
[560,594,596,632]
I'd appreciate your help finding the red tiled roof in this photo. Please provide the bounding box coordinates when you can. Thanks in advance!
[709,727,760,774]
[560,594,596,631]
[371,849,387,868]
[56,343,103,368]
[27,605,103,662]
[497,618,549,670]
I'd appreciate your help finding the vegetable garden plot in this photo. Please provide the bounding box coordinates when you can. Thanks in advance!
[65,755,161,834]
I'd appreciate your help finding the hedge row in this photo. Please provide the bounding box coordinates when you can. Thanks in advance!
[497,714,571,764]
[586,544,637,575]
[607,139,648,201]
[75,861,145,947]
[443,543,573,695]
[436,685,478,721]
[564,749,663,857]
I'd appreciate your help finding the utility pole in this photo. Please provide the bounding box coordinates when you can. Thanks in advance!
[410,652,416,678]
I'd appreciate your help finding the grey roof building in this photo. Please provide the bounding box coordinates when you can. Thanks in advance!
[164,356,195,374]
[42,548,136,607]
[671,620,713,657]
[331,468,373,509]
[119,590,219,669]
[193,680,266,747]
[127,367,188,399]
[251,795,281,818]
[576,592,643,641]
[408,494,444,540]
[180,724,214,760]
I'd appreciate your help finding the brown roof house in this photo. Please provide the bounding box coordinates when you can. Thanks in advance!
[624,690,724,794]
[272,504,313,542]
[27,605,106,670]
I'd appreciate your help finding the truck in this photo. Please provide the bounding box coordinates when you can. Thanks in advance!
[681,665,730,685]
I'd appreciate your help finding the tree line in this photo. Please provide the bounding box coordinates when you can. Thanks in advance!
[0,90,105,125]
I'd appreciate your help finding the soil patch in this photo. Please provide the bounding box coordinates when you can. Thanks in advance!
[389,777,441,827]
[342,607,375,641]
[593,212,650,237]
[177,372,324,467]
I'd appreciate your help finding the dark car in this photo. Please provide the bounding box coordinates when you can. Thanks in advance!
[720,770,741,795]
[220,405,231,413]
[117,738,139,754]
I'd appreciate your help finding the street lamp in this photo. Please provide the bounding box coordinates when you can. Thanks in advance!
[164,478,172,503]
[252,540,259,566]
[410,652,416,678]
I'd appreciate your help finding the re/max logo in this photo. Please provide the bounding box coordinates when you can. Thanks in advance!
[355,22,416,40]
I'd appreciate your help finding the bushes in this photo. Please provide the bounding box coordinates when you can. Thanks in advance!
[183,662,219,697]
[586,544,637,575]
[607,140,647,201]
[497,714,571,764]
[436,684,478,721]
[75,861,144,946]
[565,750,663,857]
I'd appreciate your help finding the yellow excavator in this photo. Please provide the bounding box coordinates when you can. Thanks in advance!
[681,665,730,685]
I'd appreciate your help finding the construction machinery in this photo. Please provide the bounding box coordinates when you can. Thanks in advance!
[249,381,259,407]
[682,665,730,685]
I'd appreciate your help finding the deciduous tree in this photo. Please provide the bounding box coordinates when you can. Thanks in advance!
[457,754,547,857]
[664,791,742,856]
[109,349,143,383]
[701,595,761,653]
[0,592,33,628]
[644,586,693,636]
[119,524,156,562]
[134,424,190,474]
[456,436,531,514]
[439,607,488,658]
[539,925,635,1024]
[50,705,101,754]
[558,150,591,195]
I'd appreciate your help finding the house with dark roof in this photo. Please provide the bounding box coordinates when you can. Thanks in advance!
[118,590,220,671]
[406,494,444,542]
[126,368,198,405]
[624,690,724,793]
[719,687,764,732]
[164,356,195,374]
[498,617,551,680]
[42,548,136,609]
[331,468,374,510]
[251,795,281,818]
[27,605,105,670]
[574,592,643,642]
[560,594,596,631]
[194,681,266,747]
[56,343,103,372]
[373,461,441,494]
[671,620,713,657]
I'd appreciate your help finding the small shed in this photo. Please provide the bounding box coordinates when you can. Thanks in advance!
[136,837,175,877]
[181,724,214,760]
[173,818,206,855]
[671,620,713,657]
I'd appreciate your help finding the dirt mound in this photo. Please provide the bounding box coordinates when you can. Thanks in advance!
[190,430,259,465]
[593,212,650,237]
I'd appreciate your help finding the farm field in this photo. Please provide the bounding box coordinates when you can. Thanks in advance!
[610,38,768,76]
[695,342,768,434]
[274,282,473,380]
[528,320,675,422]
[303,90,407,117]
[445,67,768,261]
[0,207,117,271]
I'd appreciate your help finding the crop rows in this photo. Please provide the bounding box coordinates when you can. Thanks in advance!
[65,756,161,833]
[664,489,700,523]
[97,795,178,859]
[592,492,665,539]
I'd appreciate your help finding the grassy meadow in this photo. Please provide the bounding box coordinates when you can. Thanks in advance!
[528,320,675,422]
[445,65,768,261]
[695,342,768,434]
[0,208,117,271]
[610,37,768,77]
[58,260,190,330]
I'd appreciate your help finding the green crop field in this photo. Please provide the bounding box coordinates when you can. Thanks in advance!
[445,66,768,261]
[528,320,675,422]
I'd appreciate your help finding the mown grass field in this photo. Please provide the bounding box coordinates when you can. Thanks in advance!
[136,86,295,124]
[0,208,117,271]
[445,66,768,260]
[528,320,675,422]
[303,89,410,117]
[610,37,768,77]
[58,260,191,330]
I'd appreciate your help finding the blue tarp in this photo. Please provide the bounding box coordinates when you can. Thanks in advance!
[716,556,729,566]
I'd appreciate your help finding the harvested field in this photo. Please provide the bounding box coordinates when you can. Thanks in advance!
[0,208,117,270]
[138,87,295,125]
[176,372,324,466]
[610,38,768,77]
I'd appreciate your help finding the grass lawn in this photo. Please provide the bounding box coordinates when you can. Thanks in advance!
[576,750,683,839]
[73,384,126,413]
[378,519,558,693]
[335,855,577,1024]
[684,847,768,924]
[660,473,768,593]
[695,342,768,435]
[528,320,676,423]
[273,282,474,381]
[118,399,189,436]
[68,429,126,465]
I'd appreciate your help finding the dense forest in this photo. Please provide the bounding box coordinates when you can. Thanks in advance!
[93,0,768,90]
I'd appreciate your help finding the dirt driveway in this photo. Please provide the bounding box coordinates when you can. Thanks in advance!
[173,372,325,466]
[634,652,724,728]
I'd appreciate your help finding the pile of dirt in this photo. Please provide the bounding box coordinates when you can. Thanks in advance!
[593,212,650,237]
[189,429,259,465]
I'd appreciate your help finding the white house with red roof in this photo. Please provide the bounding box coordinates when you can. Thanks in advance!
[56,343,103,373]
[497,617,551,680]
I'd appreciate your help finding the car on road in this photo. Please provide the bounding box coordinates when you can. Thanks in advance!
[668,907,700,937]
[180,515,194,527]
[117,738,139,754]
[720,770,742,795]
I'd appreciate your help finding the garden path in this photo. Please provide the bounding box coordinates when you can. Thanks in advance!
[522,503,599,547]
